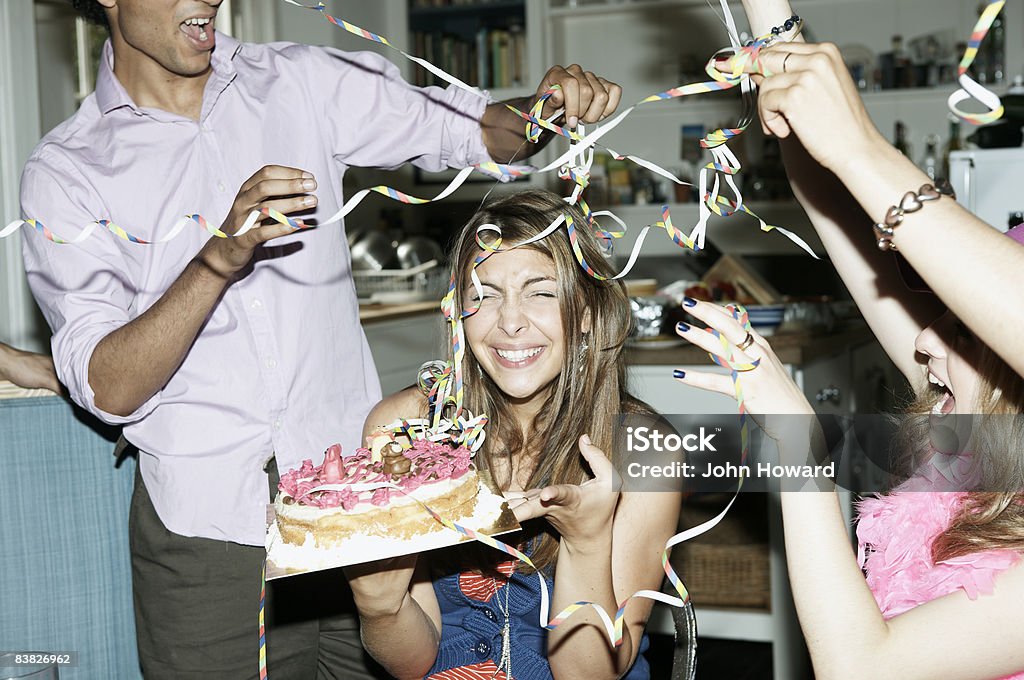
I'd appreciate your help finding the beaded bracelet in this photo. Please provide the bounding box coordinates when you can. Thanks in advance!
[770,15,802,36]
[746,15,803,47]
[873,180,956,251]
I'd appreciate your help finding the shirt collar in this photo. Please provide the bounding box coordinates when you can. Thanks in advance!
[94,32,242,116]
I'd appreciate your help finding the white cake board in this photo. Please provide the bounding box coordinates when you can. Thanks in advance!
[264,474,519,580]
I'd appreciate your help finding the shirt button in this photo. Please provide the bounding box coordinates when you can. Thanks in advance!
[266,358,277,369]
[474,641,490,658]
[218,181,227,193]
[273,420,282,430]
[484,609,497,622]
[251,298,262,310]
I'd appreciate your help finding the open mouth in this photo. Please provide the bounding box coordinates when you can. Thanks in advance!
[927,370,955,415]
[932,390,955,415]
[493,346,544,368]
[180,16,215,50]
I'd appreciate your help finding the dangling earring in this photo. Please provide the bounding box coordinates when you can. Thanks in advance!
[578,335,590,373]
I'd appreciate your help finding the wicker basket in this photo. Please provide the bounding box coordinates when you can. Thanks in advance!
[671,493,771,609]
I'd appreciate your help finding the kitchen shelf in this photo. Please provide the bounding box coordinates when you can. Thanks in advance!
[547,0,743,19]
[409,0,528,19]
[594,201,820,257]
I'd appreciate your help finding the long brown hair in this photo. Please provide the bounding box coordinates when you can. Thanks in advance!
[891,325,1024,562]
[445,190,642,571]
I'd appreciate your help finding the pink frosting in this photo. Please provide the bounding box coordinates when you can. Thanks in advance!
[857,490,1023,678]
[278,439,473,510]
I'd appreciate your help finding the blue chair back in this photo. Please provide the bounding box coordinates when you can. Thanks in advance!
[0,396,140,679]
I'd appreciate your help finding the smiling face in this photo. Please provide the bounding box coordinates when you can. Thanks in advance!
[102,0,220,79]
[463,248,569,409]
[915,311,985,416]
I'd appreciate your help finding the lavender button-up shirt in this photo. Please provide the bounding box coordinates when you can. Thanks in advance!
[21,34,491,545]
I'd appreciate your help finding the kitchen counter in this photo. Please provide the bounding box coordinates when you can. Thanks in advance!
[359,300,440,323]
[626,322,875,367]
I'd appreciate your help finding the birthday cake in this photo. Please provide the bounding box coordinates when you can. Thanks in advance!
[273,437,480,549]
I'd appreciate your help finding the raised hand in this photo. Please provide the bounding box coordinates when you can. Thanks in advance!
[535,64,623,130]
[196,165,318,279]
[673,299,815,423]
[507,434,620,550]
[716,43,889,176]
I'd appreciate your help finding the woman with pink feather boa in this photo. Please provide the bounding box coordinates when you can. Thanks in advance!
[669,0,1024,678]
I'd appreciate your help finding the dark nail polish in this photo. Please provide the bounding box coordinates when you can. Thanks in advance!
[673,369,686,379]
[676,321,690,333]
[683,297,697,307]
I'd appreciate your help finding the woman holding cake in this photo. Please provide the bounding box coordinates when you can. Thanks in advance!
[345,190,682,679]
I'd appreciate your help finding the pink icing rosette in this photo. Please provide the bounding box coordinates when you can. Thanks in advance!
[278,439,473,510]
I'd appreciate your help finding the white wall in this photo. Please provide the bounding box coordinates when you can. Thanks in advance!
[0,1,45,352]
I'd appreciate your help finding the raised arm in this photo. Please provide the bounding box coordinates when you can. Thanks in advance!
[677,299,1024,680]
[311,47,620,174]
[345,387,443,680]
[22,162,316,420]
[482,65,622,163]
[736,0,939,389]
[736,0,1024,382]
[93,166,320,416]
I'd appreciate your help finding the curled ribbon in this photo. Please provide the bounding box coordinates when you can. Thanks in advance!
[948,0,1005,125]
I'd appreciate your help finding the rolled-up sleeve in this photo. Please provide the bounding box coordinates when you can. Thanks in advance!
[20,151,160,424]
[299,46,493,171]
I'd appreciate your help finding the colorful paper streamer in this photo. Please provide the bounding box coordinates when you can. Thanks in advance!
[948,0,1005,125]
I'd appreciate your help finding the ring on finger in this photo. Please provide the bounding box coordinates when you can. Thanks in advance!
[737,332,756,351]
[782,53,792,73]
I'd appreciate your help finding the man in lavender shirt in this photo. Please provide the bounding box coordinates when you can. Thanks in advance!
[21,0,621,677]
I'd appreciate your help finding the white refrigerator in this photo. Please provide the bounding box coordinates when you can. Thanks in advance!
[948,147,1024,232]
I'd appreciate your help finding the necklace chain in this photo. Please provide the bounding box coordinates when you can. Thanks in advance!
[493,567,512,678]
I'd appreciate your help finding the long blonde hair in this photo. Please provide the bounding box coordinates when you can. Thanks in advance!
[892,327,1024,562]
[445,190,642,571]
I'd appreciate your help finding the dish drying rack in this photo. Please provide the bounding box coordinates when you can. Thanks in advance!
[353,259,448,305]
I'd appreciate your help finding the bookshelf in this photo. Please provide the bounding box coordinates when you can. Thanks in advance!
[408,0,538,99]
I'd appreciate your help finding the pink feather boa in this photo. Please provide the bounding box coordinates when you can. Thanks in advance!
[857,490,1023,679]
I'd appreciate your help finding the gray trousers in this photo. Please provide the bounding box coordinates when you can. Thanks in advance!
[129,461,390,679]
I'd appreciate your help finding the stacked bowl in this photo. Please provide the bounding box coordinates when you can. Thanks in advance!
[745,304,786,336]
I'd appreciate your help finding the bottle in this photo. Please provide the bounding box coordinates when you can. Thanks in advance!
[924,36,941,87]
[989,5,1005,83]
[918,134,940,181]
[1004,74,1024,120]
[942,115,964,180]
[944,41,968,84]
[893,121,911,158]
[974,4,989,82]
[977,1,1006,84]
[891,35,908,89]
